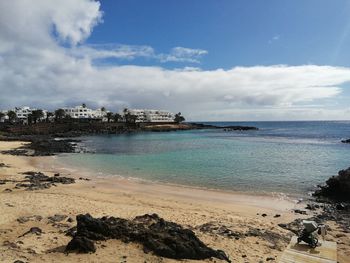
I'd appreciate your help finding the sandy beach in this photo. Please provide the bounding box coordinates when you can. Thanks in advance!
[0,141,349,263]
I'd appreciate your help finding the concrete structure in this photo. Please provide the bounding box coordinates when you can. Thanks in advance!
[279,236,337,263]
[127,109,175,123]
[62,106,108,120]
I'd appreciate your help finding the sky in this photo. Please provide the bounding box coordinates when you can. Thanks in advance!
[0,0,350,121]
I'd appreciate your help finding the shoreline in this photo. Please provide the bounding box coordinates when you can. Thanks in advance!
[1,141,349,262]
[47,151,312,201]
[34,154,297,217]
[46,153,302,199]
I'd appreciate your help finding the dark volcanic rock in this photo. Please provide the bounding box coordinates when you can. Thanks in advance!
[305,203,320,210]
[66,236,96,253]
[19,227,42,237]
[189,123,258,131]
[293,209,307,215]
[0,136,80,156]
[65,226,77,237]
[65,213,231,262]
[223,126,259,131]
[27,138,79,156]
[48,214,68,223]
[278,219,303,234]
[341,139,350,143]
[197,222,243,239]
[196,222,289,251]
[17,215,43,224]
[1,149,29,156]
[314,167,350,202]
[15,171,75,190]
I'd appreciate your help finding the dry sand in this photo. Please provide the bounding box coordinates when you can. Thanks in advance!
[0,141,349,263]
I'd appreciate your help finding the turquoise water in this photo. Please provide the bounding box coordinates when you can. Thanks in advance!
[58,121,350,195]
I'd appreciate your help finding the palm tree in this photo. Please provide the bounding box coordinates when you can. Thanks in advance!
[129,114,137,124]
[7,110,17,123]
[32,109,44,124]
[113,113,122,123]
[123,108,129,121]
[27,113,33,124]
[54,108,66,121]
[0,112,5,122]
[106,112,114,123]
[123,108,131,123]
[174,112,185,123]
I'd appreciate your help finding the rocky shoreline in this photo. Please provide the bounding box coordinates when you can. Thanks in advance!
[0,135,81,156]
[0,122,258,137]
[0,122,258,156]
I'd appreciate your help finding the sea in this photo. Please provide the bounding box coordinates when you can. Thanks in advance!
[57,121,350,196]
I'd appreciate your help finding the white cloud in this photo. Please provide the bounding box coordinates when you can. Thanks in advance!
[269,34,281,44]
[70,44,208,63]
[0,0,349,121]
[71,44,156,60]
[159,47,208,63]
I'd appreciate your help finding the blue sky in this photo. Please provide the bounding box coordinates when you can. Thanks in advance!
[87,0,350,69]
[1,0,350,120]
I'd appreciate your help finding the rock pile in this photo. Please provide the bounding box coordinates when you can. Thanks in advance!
[66,213,231,262]
[15,171,75,190]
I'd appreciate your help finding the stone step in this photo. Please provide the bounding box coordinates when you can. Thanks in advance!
[279,236,337,263]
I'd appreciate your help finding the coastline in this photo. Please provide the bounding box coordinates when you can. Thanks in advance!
[1,141,349,262]
[45,153,302,200]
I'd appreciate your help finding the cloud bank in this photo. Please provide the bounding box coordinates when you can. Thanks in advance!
[0,0,350,120]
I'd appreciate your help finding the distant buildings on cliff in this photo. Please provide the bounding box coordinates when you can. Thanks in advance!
[0,105,177,124]
[127,109,175,123]
[62,105,106,120]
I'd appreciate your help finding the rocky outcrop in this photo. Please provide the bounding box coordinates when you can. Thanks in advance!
[341,139,350,143]
[26,138,79,156]
[0,122,259,139]
[15,171,75,190]
[0,136,80,156]
[314,167,350,202]
[65,213,231,262]
[223,126,259,131]
[189,123,258,131]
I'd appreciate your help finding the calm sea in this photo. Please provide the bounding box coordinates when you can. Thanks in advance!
[58,121,350,195]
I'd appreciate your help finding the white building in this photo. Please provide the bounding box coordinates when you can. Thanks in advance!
[0,110,8,122]
[62,106,108,120]
[127,109,175,123]
[2,107,47,123]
